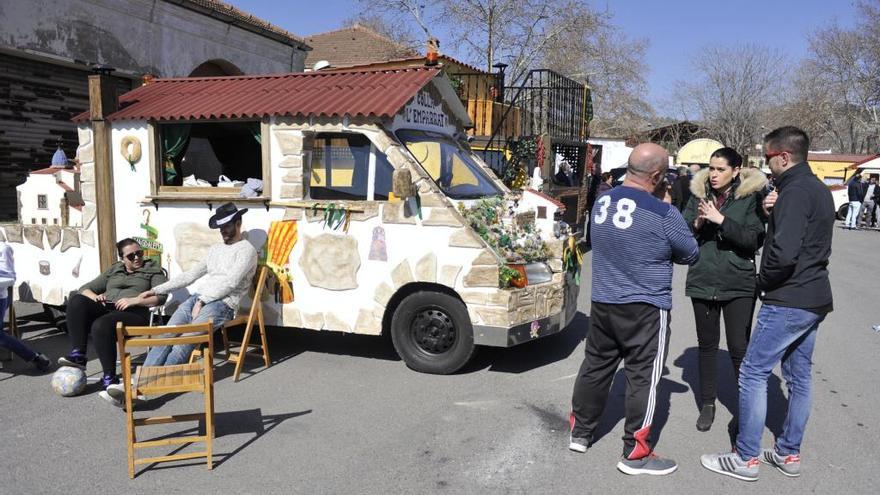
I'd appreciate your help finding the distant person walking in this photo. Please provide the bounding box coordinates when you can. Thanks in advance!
[858,176,877,228]
[701,126,834,481]
[569,143,699,476]
[683,148,767,432]
[845,173,865,230]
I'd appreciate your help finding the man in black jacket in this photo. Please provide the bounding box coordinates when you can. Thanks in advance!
[845,173,865,229]
[670,166,691,211]
[701,126,833,481]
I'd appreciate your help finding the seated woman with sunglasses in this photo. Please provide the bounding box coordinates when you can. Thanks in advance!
[58,239,167,390]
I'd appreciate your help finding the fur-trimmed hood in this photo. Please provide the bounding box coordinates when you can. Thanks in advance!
[689,167,767,200]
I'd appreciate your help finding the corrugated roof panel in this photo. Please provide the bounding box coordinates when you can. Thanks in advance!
[74,67,440,123]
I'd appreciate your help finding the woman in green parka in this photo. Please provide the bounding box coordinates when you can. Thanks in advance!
[683,147,767,432]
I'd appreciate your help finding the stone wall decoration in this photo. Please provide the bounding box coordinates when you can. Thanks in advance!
[23,225,44,249]
[368,226,387,261]
[60,228,80,252]
[3,225,22,243]
[45,226,62,249]
[173,222,216,271]
[39,260,50,276]
[299,233,361,290]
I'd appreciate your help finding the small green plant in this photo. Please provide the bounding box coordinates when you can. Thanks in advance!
[498,265,524,288]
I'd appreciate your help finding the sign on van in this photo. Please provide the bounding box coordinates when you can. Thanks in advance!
[394,90,453,133]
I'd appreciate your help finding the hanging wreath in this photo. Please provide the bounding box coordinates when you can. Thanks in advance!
[120,135,142,171]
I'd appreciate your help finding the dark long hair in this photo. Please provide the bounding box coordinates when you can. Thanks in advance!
[115,238,140,258]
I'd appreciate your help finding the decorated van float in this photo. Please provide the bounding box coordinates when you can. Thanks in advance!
[7,67,580,374]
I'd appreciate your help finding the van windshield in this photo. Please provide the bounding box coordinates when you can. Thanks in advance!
[396,129,503,199]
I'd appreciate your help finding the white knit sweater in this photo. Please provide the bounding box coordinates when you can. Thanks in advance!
[0,242,14,299]
[153,239,258,311]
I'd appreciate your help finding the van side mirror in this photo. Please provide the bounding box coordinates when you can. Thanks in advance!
[392,169,415,199]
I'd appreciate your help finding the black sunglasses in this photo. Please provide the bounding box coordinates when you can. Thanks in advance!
[124,250,144,261]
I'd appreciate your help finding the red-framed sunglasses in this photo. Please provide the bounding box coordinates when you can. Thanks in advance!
[764,150,787,162]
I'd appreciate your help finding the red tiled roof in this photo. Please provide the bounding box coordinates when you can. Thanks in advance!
[847,154,880,169]
[305,24,417,69]
[807,153,873,163]
[524,189,566,210]
[338,54,489,75]
[172,0,307,47]
[73,67,442,123]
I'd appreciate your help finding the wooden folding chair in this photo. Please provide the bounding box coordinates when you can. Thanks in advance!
[116,321,215,478]
[220,266,271,382]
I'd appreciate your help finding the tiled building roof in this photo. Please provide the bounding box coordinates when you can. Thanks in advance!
[304,24,418,69]
[73,67,445,122]
[807,153,873,163]
[169,0,308,47]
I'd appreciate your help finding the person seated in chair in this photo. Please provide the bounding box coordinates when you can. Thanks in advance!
[1,241,51,372]
[58,239,167,388]
[103,203,257,406]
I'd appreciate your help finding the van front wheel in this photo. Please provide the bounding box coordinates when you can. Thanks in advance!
[390,291,476,374]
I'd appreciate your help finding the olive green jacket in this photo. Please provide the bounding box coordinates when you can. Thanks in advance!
[80,260,168,303]
[683,167,767,301]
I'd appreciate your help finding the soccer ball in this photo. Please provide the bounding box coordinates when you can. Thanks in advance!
[51,366,87,397]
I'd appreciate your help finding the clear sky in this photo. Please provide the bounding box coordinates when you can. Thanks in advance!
[230,0,860,116]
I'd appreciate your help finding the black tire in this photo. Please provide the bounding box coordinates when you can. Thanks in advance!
[390,291,476,374]
[837,204,849,221]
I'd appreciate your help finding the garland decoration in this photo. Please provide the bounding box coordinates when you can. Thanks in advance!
[261,220,298,304]
[458,197,550,279]
[562,234,583,285]
[316,203,351,233]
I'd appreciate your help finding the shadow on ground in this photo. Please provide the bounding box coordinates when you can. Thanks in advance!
[7,304,589,382]
[673,346,788,440]
[130,408,312,478]
[463,311,589,374]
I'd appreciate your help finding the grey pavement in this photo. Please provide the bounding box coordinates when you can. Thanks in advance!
[1,224,878,494]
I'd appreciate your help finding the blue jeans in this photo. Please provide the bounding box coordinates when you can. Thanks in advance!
[143,294,234,367]
[0,297,37,361]
[846,201,861,228]
[736,304,825,459]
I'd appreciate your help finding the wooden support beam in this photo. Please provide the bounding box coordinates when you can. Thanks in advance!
[88,74,118,271]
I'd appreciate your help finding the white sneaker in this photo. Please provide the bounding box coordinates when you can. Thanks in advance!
[98,390,124,408]
[106,383,145,403]
[217,174,245,187]
[182,174,212,187]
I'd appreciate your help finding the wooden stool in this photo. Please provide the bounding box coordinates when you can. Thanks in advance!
[116,321,215,478]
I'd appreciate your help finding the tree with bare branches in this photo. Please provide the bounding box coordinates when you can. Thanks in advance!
[357,0,653,137]
[780,0,880,153]
[676,44,784,157]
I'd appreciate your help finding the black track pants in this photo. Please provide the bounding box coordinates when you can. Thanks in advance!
[571,302,670,459]
[66,294,149,376]
[691,297,755,407]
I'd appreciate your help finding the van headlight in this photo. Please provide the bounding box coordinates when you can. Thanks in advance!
[525,262,553,285]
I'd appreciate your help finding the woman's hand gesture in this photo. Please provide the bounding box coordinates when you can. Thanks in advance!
[698,199,725,225]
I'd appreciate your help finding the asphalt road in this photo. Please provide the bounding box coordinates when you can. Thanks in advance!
[1,225,878,494]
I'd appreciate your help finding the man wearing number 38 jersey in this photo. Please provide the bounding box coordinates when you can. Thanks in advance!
[569,143,699,476]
